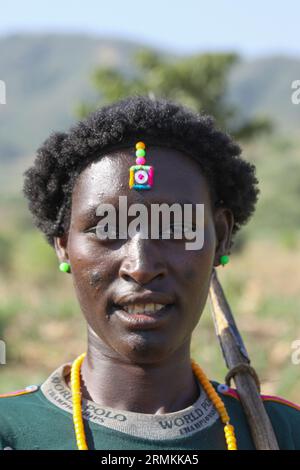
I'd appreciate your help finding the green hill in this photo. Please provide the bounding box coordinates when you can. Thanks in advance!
[0,34,143,161]
[0,34,299,165]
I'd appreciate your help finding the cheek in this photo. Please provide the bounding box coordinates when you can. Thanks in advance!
[185,264,211,295]
[176,231,216,307]
[174,237,215,283]
[185,268,197,282]
[180,262,210,295]
[181,262,212,327]
[68,232,109,273]
[88,270,104,287]
[67,234,116,302]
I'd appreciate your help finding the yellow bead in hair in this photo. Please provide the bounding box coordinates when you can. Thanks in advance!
[136,141,145,149]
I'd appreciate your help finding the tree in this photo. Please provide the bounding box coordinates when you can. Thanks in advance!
[77,48,272,141]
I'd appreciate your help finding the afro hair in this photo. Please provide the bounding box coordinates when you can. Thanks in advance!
[23,94,260,251]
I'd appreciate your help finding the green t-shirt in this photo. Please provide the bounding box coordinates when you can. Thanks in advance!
[0,362,299,450]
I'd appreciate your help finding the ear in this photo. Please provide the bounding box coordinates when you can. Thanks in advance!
[53,232,70,264]
[213,207,234,267]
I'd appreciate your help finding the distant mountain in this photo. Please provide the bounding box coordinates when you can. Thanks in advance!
[0,34,299,163]
[228,55,300,133]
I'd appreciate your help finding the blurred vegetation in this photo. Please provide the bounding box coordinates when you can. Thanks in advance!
[0,132,299,403]
[1,36,300,162]
[77,48,272,141]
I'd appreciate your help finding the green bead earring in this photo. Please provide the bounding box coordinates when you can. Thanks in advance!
[220,255,229,266]
[59,262,71,273]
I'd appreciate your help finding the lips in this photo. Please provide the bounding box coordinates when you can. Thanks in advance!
[113,292,174,317]
[123,303,166,315]
[113,303,174,329]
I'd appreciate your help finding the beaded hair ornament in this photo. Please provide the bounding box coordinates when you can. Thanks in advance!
[129,141,154,190]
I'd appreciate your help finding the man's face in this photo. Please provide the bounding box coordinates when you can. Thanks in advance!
[55,146,230,364]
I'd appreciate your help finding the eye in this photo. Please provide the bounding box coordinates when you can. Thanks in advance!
[85,226,97,235]
[85,224,127,240]
[182,223,198,236]
[159,223,197,240]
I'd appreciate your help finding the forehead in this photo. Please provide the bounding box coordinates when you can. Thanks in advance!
[71,146,212,215]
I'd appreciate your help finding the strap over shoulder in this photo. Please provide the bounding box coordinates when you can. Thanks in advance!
[218,384,300,412]
[0,384,39,398]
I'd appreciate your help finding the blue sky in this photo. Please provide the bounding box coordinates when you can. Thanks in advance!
[1,0,300,57]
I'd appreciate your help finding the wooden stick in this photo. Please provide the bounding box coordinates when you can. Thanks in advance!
[208,268,279,450]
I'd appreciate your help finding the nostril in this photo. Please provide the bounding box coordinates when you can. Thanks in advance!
[156,273,165,280]
[119,261,167,285]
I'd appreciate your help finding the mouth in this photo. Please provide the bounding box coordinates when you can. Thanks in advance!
[119,302,169,315]
[111,302,174,329]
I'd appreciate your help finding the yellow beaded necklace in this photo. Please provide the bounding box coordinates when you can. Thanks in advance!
[70,352,237,450]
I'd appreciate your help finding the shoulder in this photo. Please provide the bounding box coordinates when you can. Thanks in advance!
[0,384,40,450]
[0,384,39,399]
[211,380,300,449]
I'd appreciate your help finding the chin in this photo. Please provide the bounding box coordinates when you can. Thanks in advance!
[115,334,176,363]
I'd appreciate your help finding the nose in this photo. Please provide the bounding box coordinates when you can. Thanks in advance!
[119,234,167,286]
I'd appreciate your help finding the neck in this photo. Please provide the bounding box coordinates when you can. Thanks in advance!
[66,331,201,415]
